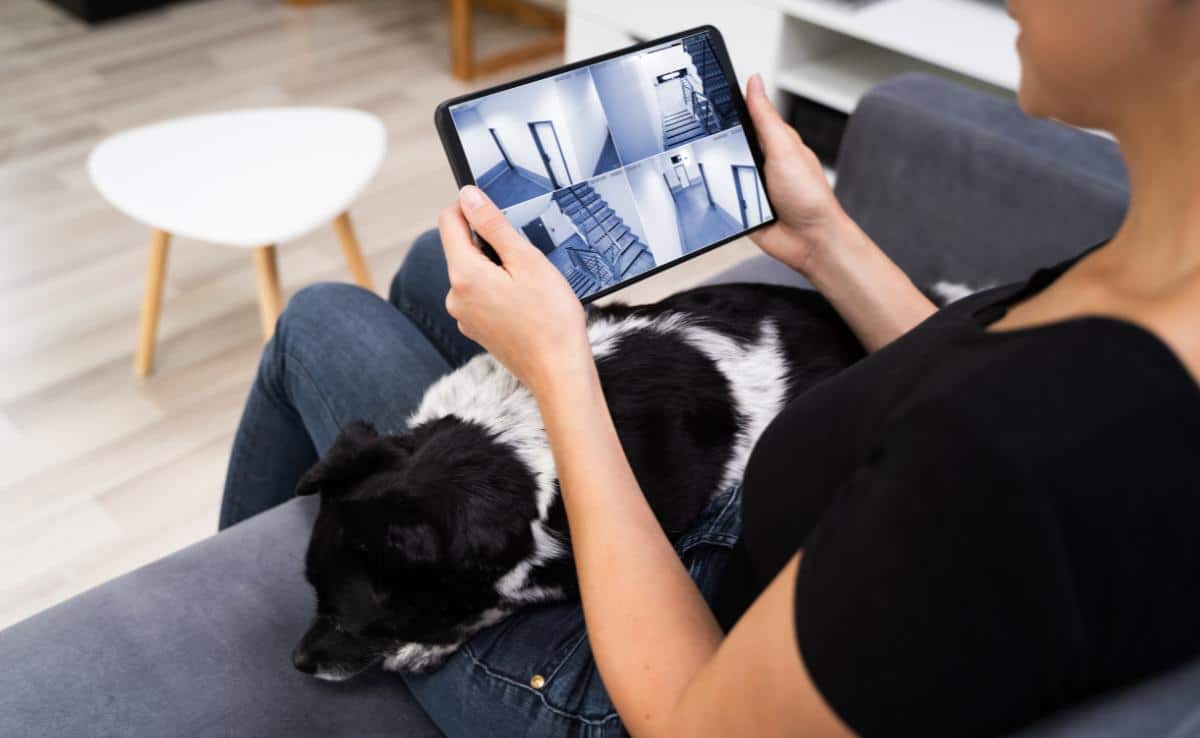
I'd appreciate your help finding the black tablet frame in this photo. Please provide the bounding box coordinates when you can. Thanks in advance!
[434,25,775,304]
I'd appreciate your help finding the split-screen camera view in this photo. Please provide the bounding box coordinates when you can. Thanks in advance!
[449,31,772,298]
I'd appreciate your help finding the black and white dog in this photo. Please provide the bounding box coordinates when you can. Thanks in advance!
[291,283,862,680]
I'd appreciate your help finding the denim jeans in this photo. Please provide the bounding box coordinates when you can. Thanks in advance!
[221,229,743,738]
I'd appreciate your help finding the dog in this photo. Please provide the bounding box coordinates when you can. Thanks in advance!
[291,283,862,680]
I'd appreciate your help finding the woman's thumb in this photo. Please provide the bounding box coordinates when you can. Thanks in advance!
[745,74,799,157]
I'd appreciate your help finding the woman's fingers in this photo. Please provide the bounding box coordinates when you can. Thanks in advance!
[745,73,801,158]
[437,203,490,278]
[458,185,537,268]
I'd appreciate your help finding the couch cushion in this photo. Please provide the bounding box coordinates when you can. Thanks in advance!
[0,497,442,738]
[1014,658,1200,738]
[834,73,1129,292]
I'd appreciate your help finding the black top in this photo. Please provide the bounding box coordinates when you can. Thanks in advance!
[715,251,1200,737]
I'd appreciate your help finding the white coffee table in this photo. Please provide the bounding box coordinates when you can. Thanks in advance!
[88,107,387,376]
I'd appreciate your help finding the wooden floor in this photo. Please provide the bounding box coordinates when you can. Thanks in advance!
[0,0,755,630]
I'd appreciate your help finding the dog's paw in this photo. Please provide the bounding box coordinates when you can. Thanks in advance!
[380,642,461,673]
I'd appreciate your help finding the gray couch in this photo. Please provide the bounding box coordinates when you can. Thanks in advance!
[2,74,1198,737]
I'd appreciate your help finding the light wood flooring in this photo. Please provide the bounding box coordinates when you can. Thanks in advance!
[0,0,756,630]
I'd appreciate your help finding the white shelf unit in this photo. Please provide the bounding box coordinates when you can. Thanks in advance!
[566,0,1021,114]
[776,0,1020,98]
[774,40,1009,114]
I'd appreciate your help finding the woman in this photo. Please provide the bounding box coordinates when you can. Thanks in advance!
[221,1,1200,735]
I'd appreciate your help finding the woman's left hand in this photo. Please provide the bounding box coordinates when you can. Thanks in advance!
[438,185,592,397]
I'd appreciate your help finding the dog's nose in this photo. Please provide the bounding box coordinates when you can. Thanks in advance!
[292,646,318,674]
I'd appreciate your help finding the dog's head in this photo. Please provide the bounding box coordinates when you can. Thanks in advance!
[291,419,543,680]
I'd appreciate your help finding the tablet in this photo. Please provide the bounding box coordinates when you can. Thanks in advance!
[435,26,775,302]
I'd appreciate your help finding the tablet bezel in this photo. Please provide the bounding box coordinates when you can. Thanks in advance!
[434,25,776,304]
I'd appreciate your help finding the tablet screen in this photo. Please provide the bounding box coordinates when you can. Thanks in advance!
[446,29,772,300]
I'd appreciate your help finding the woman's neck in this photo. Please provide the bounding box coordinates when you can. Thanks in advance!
[1100,101,1200,292]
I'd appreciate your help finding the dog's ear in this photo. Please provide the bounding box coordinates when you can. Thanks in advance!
[296,421,411,499]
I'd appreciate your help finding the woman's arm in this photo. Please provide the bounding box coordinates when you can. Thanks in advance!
[537,361,853,738]
[743,75,936,351]
[438,191,853,738]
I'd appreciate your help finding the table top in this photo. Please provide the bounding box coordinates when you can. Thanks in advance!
[88,108,386,247]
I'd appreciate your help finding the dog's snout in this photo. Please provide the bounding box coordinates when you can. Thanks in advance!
[292,645,318,675]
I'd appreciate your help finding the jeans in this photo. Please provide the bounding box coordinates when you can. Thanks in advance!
[221,229,743,738]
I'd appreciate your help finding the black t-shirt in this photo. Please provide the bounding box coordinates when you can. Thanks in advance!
[715,252,1200,737]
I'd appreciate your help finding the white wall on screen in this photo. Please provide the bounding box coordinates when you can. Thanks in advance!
[465,78,586,185]
[502,193,554,229]
[692,127,767,224]
[541,200,579,246]
[555,69,613,177]
[503,194,580,248]
[591,56,663,163]
[451,106,504,180]
[644,44,694,117]
[624,159,683,262]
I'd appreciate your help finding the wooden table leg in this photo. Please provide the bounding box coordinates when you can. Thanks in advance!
[450,0,564,81]
[450,0,474,80]
[252,245,282,340]
[134,229,171,377]
[332,211,375,291]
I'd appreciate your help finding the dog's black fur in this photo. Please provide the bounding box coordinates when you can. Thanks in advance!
[292,283,862,680]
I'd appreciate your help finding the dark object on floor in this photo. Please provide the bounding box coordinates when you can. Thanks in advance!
[786,94,848,167]
[42,0,175,24]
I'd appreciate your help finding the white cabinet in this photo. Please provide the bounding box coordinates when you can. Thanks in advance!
[566,0,1019,114]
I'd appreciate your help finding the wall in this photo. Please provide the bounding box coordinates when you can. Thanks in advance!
[654,79,686,118]
[502,194,581,248]
[451,105,504,180]
[643,44,693,117]
[692,127,766,224]
[555,69,613,178]
[540,200,580,247]
[502,193,553,229]
[623,159,682,262]
[667,146,698,184]
[643,43,694,83]
[591,55,663,164]
[474,77,584,185]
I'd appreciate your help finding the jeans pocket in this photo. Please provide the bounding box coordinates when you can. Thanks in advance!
[463,601,621,725]
[465,600,587,684]
[456,485,745,730]
[675,485,743,605]
[677,486,743,550]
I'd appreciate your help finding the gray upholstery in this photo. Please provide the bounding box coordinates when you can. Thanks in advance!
[0,496,441,738]
[1014,660,1200,738]
[1,73,1195,737]
[835,73,1129,291]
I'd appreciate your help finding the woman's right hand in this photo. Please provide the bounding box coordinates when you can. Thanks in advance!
[744,74,855,277]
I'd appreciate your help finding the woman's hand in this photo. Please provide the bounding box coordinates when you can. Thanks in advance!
[744,73,856,277]
[438,186,592,397]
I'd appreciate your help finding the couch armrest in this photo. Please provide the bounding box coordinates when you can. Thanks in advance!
[0,497,442,738]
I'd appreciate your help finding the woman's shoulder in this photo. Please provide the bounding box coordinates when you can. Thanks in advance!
[899,314,1200,475]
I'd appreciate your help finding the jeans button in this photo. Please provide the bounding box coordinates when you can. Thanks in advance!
[530,674,546,689]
